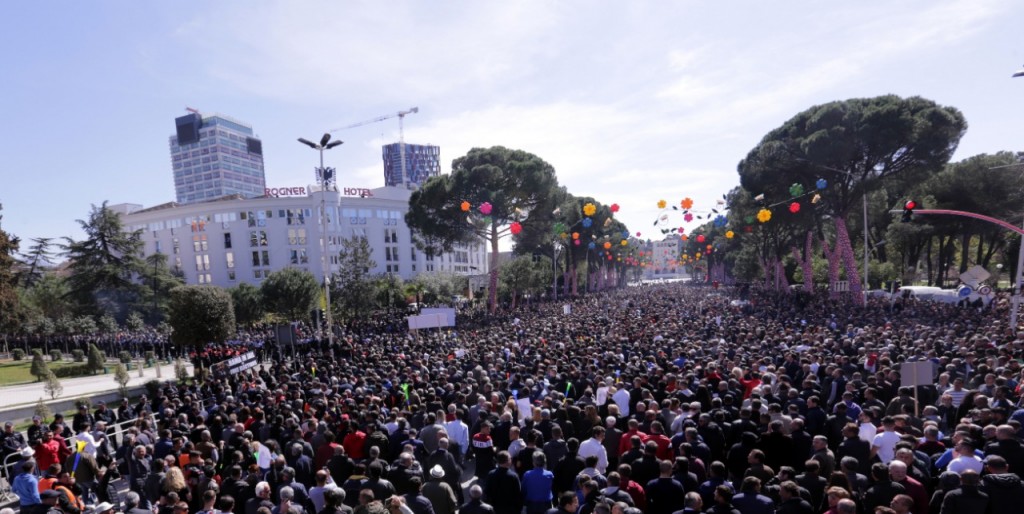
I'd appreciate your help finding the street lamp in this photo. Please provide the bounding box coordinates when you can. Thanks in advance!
[552,240,563,300]
[1012,68,1024,331]
[298,133,343,346]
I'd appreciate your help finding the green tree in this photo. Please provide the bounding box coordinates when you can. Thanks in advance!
[167,285,234,350]
[499,256,546,308]
[411,272,468,305]
[229,282,265,327]
[260,268,319,321]
[125,311,145,332]
[75,315,97,336]
[138,253,185,323]
[374,273,406,313]
[97,314,119,336]
[87,343,105,375]
[62,202,145,318]
[0,202,21,333]
[30,349,49,381]
[406,146,560,312]
[332,236,377,320]
[113,363,130,397]
[43,371,62,400]
[738,95,967,300]
[22,274,70,321]
[17,237,55,288]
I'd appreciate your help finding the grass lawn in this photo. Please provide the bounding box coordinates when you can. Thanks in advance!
[0,360,80,386]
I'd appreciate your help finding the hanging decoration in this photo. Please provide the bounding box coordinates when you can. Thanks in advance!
[713,215,727,228]
[510,222,523,235]
[684,213,693,222]
[789,202,801,214]
[583,203,597,216]
[811,193,822,204]
[657,199,667,209]
[588,242,596,249]
[816,178,828,190]
[621,239,628,246]
[697,235,705,243]
[726,230,735,239]
[789,183,805,197]
[757,208,772,223]
[681,197,694,210]
[572,232,580,240]
[603,241,612,249]
[610,203,620,213]
[574,239,581,246]
[582,217,593,228]
[479,202,492,215]
[460,201,471,212]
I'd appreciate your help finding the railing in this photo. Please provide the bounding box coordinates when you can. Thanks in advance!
[0,412,158,505]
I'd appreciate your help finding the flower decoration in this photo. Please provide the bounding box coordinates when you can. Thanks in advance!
[757,208,772,223]
[789,202,800,213]
[713,215,727,227]
[697,235,706,243]
[684,213,693,222]
[588,242,596,249]
[560,232,568,239]
[603,242,612,249]
[789,183,805,197]
[744,215,755,224]
[510,222,523,235]
[582,217,593,228]
[553,222,567,235]
[682,235,689,241]
[744,226,753,233]
[681,197,694,209]
[657,199,667,209]
[725,230,735,239]
[610,203,620,213]
[460,201,471,212]
[479,202,492,215]
[621,239,628,246]
[574,239,581,246]
[677,227,684,233]
[816,178,828,190]
[583,203,597,216]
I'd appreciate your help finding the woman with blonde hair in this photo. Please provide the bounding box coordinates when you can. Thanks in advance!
[161,466,191,504]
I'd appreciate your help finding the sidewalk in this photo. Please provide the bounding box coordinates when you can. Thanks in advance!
[0,361,194,410]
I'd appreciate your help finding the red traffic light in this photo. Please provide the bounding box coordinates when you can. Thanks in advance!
[904,200,917,210]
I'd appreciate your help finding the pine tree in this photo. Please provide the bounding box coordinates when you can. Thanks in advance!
[30,349,49,381]
[62,202,144,317]
[0,202,21,333]
[87,343,105,375]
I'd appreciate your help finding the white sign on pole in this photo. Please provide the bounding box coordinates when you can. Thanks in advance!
[420,308,456,326]
[407,313,453,330]
[900,361,934,387]
[959,266,991,288]
[563,304,572,315]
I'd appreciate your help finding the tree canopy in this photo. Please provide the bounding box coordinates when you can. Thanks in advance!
[167,285,235,348]
[62,202,145,318]
[260,268,320,322]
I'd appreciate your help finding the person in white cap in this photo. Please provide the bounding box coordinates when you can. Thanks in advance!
[91,502,115,514]
[421,465,457,514]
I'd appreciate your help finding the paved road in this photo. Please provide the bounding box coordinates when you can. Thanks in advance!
[0,361,194,410]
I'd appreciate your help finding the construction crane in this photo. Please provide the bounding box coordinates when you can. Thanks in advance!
[329,107,419,186]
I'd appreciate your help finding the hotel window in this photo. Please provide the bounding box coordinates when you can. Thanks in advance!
[224,233,232,249]
[261,250,270,266]
[251,251,260,267]
[172,238,180,254]
[228,270,236,281]
[154,241,162,254]
[225,252,235,269]
[193,234,208,252]
[290,249,308,265]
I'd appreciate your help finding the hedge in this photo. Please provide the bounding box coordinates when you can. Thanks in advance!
[52,364,92,378]
[49,350,62,362]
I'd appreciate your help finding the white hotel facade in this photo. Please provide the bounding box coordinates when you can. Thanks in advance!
[111,186,487,288]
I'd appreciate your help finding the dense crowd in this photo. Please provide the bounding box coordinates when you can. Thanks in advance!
[4,283,1024,514]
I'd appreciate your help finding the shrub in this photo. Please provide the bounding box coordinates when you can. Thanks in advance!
[34,397,51,422]
[118,351,132,364]
[52,364,91,378]
[144,351,156,364]
[44,371,63,400]
[144,379,161,399]
[30,350,49,381]
[12,348,25,361]
[71,349,85,362]
[49,349,62,362]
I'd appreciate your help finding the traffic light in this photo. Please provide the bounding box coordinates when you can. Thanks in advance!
[901,200,916,222]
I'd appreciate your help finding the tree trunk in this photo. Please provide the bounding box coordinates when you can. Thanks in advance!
[926,236,934,286]
[488,230,499,313]
[792,231,815,291]
[822,236,841,297]
[571,263,578,296]
[834,216,864,303]
[960,232,971,273]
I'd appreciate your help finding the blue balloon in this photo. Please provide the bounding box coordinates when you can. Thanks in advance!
[582,217,593,228]
[816,178,828,190]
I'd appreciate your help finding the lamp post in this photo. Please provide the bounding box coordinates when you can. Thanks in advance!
[298,133,343,345]
[552,240,563,301]
[1011,67,1024,331]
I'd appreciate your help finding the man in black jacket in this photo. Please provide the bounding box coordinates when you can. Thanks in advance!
[776,481,813,514]
[984,426,1024,475]
[460,485,494,514]
[980,456,1024,514]
[483,451,521,514]
[863,463,905,513]
[940,469,989,514]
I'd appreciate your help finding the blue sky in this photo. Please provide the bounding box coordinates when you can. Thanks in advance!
[2,0,1023,249]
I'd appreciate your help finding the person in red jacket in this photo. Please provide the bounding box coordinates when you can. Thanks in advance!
[617,419,648,458]
[647,422,673,461]
[342,421,367,460]
[34,430,62,474]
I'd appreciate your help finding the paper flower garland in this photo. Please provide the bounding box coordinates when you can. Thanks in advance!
[510,222,522,235]
[583,203,597,216]
[479,202,492,215]
[789,202,800,213]
[460,201,471,212]
[789,183,805,197]
[726,230,735,239]
[657,199,667,209]
[582,217,593,228]
[757,208,772,223]
[681,197,694,210]
[610,203,620,213]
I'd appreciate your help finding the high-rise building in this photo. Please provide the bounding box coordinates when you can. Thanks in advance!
[382,143,440,188]
[170,112,266,204]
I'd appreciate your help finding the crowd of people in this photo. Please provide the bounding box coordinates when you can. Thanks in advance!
[3,283,1024,514]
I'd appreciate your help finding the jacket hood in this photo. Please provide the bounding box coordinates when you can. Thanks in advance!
[983,473,1023,489]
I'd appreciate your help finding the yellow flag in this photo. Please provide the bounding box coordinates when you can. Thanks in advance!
[76,440,86,453]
